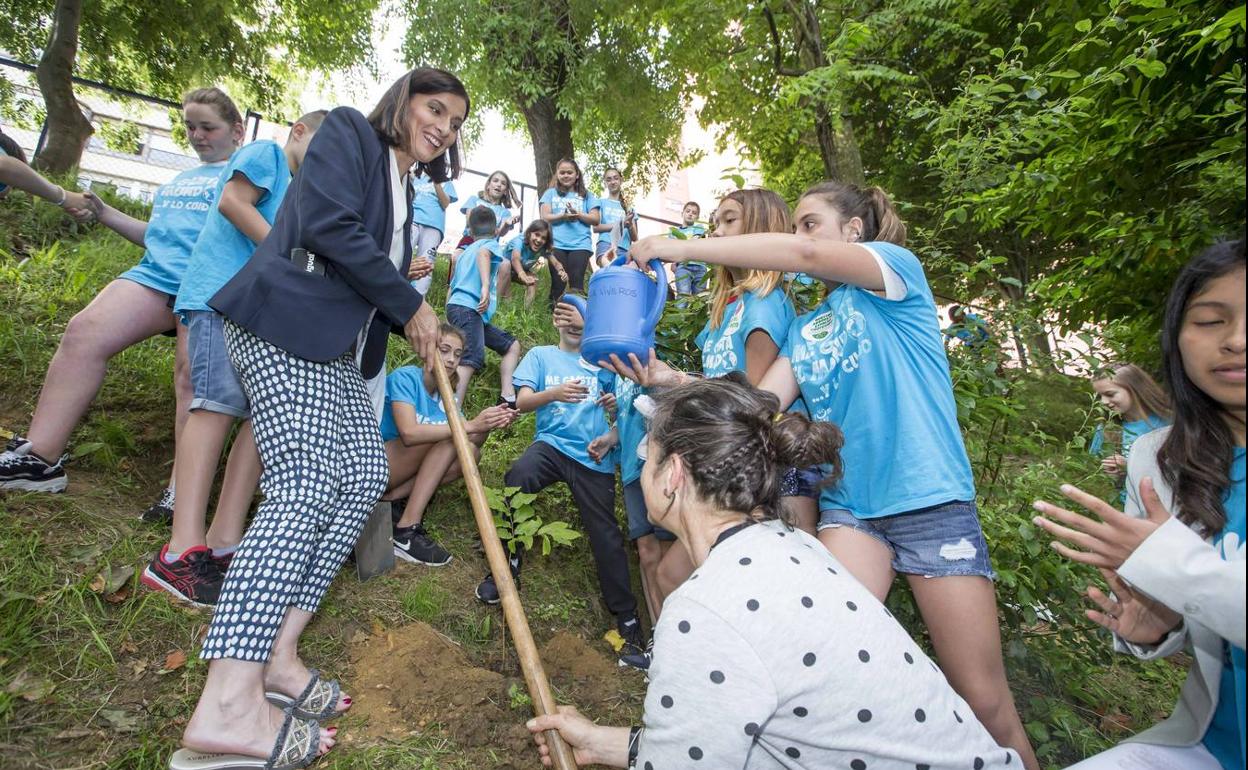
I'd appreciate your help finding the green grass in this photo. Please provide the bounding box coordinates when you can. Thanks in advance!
[0,189,1185,768]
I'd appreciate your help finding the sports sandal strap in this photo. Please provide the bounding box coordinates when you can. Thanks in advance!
[265,711,320,770]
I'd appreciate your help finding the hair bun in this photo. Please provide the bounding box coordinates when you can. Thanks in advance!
[771,413,844,485]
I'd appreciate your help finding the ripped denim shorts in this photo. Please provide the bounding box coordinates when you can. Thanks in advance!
[817,499,995,580]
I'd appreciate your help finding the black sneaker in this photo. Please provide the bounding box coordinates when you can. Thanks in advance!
[617,616,650,671]
[474,552,522,605]
[393,523,452,566]
[140,544,223,607]
[0,438,68,493]
[140,486,176,524]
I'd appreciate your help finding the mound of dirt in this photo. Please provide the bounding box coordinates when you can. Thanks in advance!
[541,631,621,710]
[343,622,534,766]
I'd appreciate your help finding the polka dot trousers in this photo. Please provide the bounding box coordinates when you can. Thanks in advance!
[200,322,388,662]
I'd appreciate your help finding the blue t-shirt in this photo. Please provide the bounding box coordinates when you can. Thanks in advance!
[120,162,227,296]
[616,376,647,484]
[1203,447,1246,770]
[379,365,450,442]
[1089,415,1169,503]
[540,187,598,251]
[595,196,632,253]
[780,242,975,518]
[503,234,542,269]
[695,290,795,378]
[459,194,511,237]
[670,224,707,239]
[175,142,289,314]
[447,237,502,312]
[411,175,457,233]
[483,242,508,323]
[513,346,617,472]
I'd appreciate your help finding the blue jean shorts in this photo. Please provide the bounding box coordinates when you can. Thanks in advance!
[446,303,517,372]
[818,499,995,579]
[186,310,250,418]
[623,479,675,542]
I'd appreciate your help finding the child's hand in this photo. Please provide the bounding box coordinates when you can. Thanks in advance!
[61,190,93,220]
[596,391,617,416]
[551,379,589,403]
[1084,568,1182,645]
[630,235,680,266]
[588,432,619,462]
[1100,454,1127,478]
[553,300,584,329]
[408,255,434,280]
[80,190,107,220]
[469,404,516,433]
[477,293,490,314]
[522,273,537,286]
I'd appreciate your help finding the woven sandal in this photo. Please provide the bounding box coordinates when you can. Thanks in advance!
[168,710,322,770]
[265,669,345,721]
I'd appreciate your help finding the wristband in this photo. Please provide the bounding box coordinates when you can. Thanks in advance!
[627,725,642,768]
[54,186,67,207]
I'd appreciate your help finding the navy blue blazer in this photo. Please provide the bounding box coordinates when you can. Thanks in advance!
[209,107,422,378]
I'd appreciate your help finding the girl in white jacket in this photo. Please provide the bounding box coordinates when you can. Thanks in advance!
[1034,238,1245,769]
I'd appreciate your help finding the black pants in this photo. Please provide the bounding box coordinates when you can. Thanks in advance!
[504,441,636,618]
[549,248,591,308]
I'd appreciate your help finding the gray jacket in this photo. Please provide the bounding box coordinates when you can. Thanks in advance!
[1116,426,1246,747]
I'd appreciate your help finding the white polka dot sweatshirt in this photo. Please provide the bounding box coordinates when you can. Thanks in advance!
[636,519,1016,770]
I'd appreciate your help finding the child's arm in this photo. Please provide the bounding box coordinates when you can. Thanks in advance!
[626,211,639,242]
[81,190,147,246]
[511,248,535,285]
[539,202,572,223]
[434,182,451,210]
[0,156,90,212]
[216,173,270,244]
[743,330,781,387]
[392,403,453,446]
[547,253,568,282]
[476,246,492,313]
[515,381,589,413]
[588,427,619,463]
[631,233,885,292]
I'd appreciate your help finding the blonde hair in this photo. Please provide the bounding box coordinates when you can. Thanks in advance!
[1095,363,1173,422]
[708,189,791,329]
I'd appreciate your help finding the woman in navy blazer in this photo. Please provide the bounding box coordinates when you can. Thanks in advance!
[172,69,470,769]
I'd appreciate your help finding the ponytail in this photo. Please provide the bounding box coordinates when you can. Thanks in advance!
[801,181,906,246]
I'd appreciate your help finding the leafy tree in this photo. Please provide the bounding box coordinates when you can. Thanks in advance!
[0,0,382,172]
[403,0,685,187]
[917,0,1245,363]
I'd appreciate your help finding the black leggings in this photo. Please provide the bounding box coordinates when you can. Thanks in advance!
[504,441,636,618]
[549,248,591,308]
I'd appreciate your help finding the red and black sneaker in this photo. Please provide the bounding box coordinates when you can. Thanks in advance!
[141,544,224,608]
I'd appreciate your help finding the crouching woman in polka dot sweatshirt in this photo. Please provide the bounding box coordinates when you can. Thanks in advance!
[527,373,1018,769]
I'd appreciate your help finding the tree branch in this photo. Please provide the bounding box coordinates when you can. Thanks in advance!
[763,6,806,78]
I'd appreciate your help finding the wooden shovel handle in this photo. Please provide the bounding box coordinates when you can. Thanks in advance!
[430,361,578,770]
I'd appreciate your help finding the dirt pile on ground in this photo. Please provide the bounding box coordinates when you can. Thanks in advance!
[541,631,621,711]
[343,621,534,766]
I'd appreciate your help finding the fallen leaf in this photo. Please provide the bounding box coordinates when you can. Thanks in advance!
[5,669,55,702]
[160,650,188,673]
[602,629,625,653]
[118,641,138,655]
[88,564,135,599]
[53,727,93,739]
[99,707,141,733]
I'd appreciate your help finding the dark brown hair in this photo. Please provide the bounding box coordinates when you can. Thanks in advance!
[466,205,498,237]
[183,87,243,129]
[0,130,28,163]
[523,219,553,256]
[367,67,470,183]
[439,321,466,346]
[547,157,588,198]
[1157,238,1246,534]
[801,181,906,245]
[648,372,843,524]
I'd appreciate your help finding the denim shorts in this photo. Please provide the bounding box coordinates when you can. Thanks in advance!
[780,466,823,498]
[817,499,995,579]
[623,479,675,542]
[446,303,517,371]
[186,310,250,418]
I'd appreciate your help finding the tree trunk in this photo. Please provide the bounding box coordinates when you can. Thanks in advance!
[34,0,93,174]
[520,95,574,188]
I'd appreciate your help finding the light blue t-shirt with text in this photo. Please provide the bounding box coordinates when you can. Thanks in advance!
[176,141,289,314]
[780,242,974,519]
[513,346,616,472]
[540,187,598,251]
[595,196,632,253]
[379,365,450,442]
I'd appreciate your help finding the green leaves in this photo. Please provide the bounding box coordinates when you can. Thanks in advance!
[485,485,582,556]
